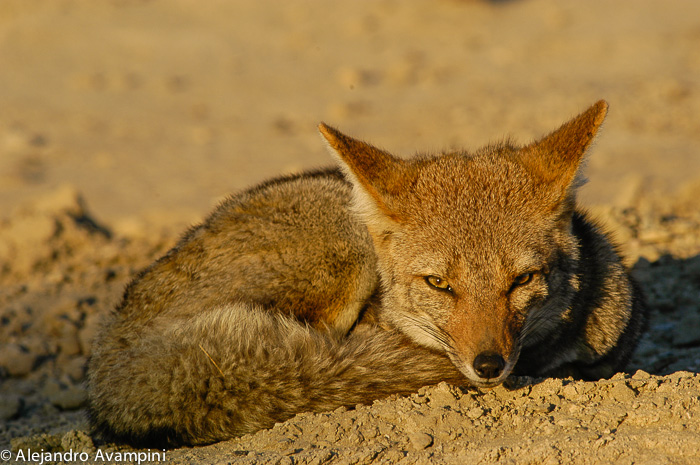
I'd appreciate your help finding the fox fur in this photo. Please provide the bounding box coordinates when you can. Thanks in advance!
[87,100,647,447]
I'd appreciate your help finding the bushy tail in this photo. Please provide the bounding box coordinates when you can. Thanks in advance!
[87,304,465,448]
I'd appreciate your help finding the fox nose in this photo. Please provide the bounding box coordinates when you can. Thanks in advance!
[473,352,505,379]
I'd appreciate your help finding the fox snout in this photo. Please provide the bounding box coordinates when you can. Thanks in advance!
[473,351,506,380]
[446,308,521,387]
[454,345,519,388]
[456,345,518,388]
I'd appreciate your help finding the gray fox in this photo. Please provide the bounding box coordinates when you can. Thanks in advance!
[87,100,647,447]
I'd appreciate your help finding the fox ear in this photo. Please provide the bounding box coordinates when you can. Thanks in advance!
[319,123,408,229]
[520,100,608,200]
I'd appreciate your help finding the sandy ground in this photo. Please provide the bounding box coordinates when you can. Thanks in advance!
[1,0,700,463]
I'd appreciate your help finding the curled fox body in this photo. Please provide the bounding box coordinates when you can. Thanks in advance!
[88,101,647,447]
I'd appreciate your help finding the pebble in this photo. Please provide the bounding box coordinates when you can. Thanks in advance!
[0,343,38,377]
[632,370,651,380]
[0,395,22,421]
[561,384,579,400]
[45,381,87,411]
[62,355,88,382]
[49,386,87,411]
[609,383,637,403]
[61,430,95,453]
[408,431,433,450]
[430,381,459,408]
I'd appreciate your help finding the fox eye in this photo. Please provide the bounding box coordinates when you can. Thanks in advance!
[513,272,535,287]
[425,276,453,293]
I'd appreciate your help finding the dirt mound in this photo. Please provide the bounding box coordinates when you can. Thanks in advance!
[1,186,699,464]
[0,187,172,453]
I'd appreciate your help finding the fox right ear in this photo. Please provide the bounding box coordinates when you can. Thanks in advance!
[319,123,409,228]
[519,100,608,207]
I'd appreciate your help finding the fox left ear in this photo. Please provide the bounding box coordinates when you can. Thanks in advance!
[520,100,608,201]
[319,123,412,231]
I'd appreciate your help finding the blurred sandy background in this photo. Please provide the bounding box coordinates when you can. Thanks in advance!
[1,0,698,235]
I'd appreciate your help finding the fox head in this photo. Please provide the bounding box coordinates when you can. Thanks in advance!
[320,101,608,387]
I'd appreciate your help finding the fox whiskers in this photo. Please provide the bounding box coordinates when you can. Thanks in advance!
[400,312,457,352]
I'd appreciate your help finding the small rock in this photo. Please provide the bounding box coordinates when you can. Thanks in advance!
[0,395,23,421]
[430,382,459,408]
[532,403,555,414]
[555,416,581,428]
[408,431,433,450]
[467,407,485,419]
[62,355,88,382]
[632,369,651,380]
[61,430,95,453]
[412,394,428,405]
[561,384,579,400]
[609,382,637,403]
[0,343,37,377]
[21,334,50,357]
[48,384,87,410]
[58,333,82,357]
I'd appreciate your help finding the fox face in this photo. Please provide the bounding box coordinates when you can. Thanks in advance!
[320,101,608,387]
[363,152,583,387]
